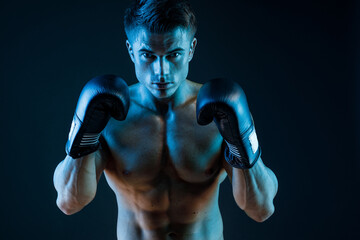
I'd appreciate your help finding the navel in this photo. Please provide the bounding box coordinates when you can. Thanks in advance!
[122,169,132,176]
[205,168,215,176]
[168,232,177,239]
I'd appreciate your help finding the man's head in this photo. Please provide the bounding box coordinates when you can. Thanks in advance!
[124,0,197,41]
[124,0,198,100]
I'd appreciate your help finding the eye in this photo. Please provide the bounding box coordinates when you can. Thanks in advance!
[168,52,181,58]
[141,53,155,59]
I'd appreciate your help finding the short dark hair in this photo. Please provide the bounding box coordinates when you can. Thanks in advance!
[124,0,197,39]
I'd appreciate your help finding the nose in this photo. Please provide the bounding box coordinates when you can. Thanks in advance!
[153,57,170,81]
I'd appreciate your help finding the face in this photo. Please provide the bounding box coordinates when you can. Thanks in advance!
[126,27,197,100]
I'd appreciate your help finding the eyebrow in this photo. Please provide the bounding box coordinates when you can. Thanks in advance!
[167,48,185,54]
[138,47,185,54]
[139,48,154,53]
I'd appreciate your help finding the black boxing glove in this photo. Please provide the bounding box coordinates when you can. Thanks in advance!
[196,78,261,169]
[66,74,130,158]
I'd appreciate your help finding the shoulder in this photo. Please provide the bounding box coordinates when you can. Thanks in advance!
[128,82,142,103]
[186,79,202,94]
[184,80,203,110]
[127,83,151,113]
[182,79,202,105]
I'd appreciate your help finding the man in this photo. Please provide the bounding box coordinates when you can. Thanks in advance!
[53,0,278,239]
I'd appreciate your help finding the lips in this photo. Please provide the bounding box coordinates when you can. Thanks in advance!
[152,82,173,89]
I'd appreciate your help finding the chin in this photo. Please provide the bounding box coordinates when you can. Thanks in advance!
[150,88,178,100]
[153,93,174,100]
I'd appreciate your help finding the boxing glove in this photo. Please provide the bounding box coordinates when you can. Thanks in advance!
[196,78,261,169]
[66,74,130,158]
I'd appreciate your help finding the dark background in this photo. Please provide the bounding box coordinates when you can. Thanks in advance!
[0,0,358,239]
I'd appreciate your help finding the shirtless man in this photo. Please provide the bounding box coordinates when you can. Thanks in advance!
[53,0,278,239]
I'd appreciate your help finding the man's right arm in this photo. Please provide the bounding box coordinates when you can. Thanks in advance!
[53,74,130,215]
[53,151,105,215]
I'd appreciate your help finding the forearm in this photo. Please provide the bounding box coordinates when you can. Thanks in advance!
[231,157,278,222]
[53,153,98,215]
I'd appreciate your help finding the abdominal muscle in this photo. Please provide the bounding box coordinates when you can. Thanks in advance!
[104,167,226,240]
[100,88,227,239]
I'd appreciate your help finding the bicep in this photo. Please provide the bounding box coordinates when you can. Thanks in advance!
[95,135,110,182]
[221,140,233,182]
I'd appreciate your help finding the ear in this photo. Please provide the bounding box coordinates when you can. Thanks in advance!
[188,37,197,62]
[126,40,135,63]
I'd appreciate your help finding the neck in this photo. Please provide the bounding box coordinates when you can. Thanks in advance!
[139,80,193,115]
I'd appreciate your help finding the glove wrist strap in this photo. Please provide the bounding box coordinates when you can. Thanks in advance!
[224,126,261,169]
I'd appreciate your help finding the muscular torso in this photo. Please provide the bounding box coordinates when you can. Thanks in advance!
[101,82,227,240]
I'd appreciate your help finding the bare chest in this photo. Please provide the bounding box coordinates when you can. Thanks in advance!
[102,101,224,186]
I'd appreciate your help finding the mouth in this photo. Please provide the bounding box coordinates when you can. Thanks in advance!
[151,82,173,90]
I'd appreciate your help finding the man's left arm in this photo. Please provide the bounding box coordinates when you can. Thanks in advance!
[223,154,278,222]
[196,78,278,222]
